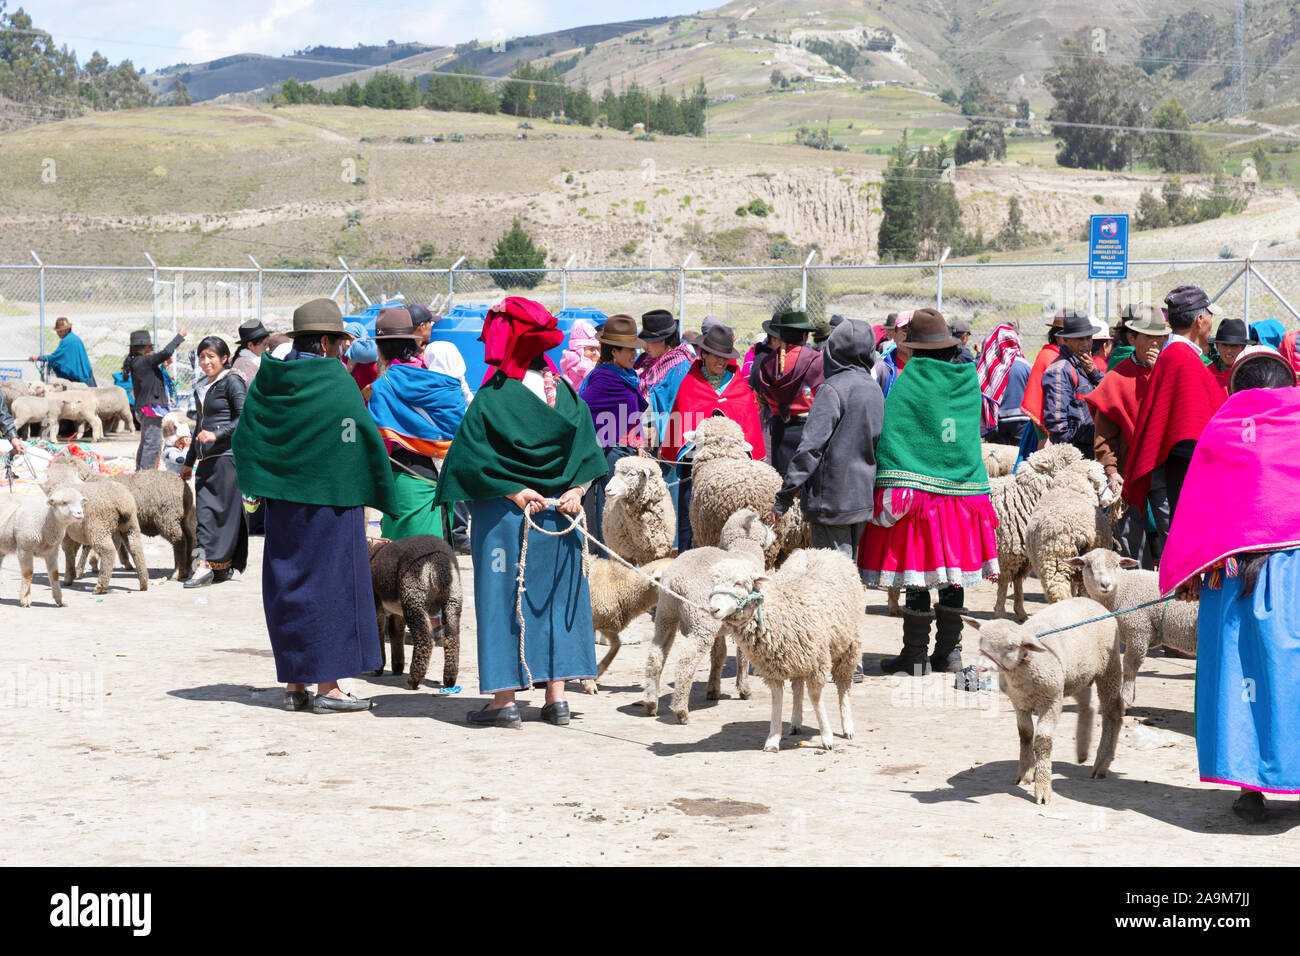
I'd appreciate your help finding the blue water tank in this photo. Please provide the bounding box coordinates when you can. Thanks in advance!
[428,306,607,393]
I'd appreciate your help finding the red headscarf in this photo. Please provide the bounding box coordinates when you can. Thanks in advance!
[479,296,563,384]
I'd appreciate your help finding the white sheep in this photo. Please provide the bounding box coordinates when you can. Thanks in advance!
[602,456,675,564]
[1025,460,1121,605]
[581,556,674,695]
[709,548,864,752]
[1067,548,1197,706]
[45,460,148,594]
[643,509,774,723]
[989,443,1086,620]
[0,487,86,606]
[687,417,808,567]
[966,596,1125,804]
[981,442,1019,478]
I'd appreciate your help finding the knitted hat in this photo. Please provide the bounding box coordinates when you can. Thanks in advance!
[567,319,600,351]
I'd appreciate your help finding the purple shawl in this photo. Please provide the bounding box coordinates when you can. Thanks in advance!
[579,363,647,448]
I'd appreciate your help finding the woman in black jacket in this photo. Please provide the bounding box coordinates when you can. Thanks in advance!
[123,327,187,469]
[181,335,248,588]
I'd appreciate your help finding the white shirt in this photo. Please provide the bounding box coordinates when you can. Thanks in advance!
[1166,332,1206,359]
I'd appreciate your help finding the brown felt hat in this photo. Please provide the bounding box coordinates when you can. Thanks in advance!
[697,324,741,360]
[903,308,958,350]
[292,298,345,336]
[595,314,646,349]
[53,316,71,332]
[374,306,417,340]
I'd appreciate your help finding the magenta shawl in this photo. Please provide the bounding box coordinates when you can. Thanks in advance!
[1159,387,1300,592]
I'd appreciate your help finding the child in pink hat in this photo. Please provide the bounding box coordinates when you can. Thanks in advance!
[561,319,601,391]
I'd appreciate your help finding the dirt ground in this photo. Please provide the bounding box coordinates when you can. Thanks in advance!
[2,454,1296,865]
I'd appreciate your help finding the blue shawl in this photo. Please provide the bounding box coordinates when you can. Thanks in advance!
[43,332,96,386]
[367,363,467,457]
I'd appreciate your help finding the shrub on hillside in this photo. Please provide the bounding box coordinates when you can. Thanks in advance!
[488,219,547,289]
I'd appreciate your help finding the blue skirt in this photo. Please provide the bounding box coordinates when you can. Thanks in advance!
[470,498,597,694]
[1196,548,1300,793]
[262,498,382,684]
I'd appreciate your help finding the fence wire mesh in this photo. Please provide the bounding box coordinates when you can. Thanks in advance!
[2,258,1298,392]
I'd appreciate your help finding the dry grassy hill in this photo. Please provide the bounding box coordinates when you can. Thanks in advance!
[0,102,1295,273]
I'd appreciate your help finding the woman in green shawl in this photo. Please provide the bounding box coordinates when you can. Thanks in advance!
[232,299,398,715]
[435,297,608,729]
[858,309,999,678]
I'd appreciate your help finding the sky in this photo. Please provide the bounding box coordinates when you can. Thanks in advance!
[19,0,705,73]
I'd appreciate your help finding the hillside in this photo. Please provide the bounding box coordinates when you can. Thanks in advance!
[0,103,1294,274]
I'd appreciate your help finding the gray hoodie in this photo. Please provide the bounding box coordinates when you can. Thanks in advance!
[772,318,885,525]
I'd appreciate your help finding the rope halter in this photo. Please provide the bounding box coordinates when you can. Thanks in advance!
[709,587,765,633]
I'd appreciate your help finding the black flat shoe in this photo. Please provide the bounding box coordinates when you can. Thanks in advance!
[283,690,310,712]
[540,701,570,726]
[1232,791,1267,823]
[183,568,215,589]
[466,703,522,728]
[311,692,372,714]
[213,568,232,583]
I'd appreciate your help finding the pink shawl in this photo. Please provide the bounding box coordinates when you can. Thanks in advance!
[975,323,1023,428]
[1159,387,1300,592]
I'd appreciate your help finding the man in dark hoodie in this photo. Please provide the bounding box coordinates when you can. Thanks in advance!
[756,309,825,477]
[768,317,884,555]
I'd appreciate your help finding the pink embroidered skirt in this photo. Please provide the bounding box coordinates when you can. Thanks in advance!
[858,487,999,589]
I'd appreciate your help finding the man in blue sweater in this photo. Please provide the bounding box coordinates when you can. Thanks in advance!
[30,317,96,386]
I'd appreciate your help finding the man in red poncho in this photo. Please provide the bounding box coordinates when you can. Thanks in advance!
[1019,309,1070,434]
[1083,305,1167,566]
[1123,285,1226,558]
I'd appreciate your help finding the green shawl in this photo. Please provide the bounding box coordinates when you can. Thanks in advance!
[232,353,398,515]
[434,370,608,504]
[1107,345,1135,371]
[875,356,989,496]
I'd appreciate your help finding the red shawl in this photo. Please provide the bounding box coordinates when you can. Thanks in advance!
[1083,356,1153,450]
[1122,344,1225,507]
[1211,365,1232,393]
[1160,387,1300,592]
[1020,344,1059,429]
[1280,331,1300,378]
[660,359,765,463]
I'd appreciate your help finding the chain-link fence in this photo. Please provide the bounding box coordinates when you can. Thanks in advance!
[3,256,1298,392]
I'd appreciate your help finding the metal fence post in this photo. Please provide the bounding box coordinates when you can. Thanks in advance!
[561,254,575,311]
[679,253,694,322]
[448,256,465,308]
[800,250,817,310]
[30,251,44,359]
[936,247,950,312]
[1088,278,1096,320]
[1104,280,1111,328]
[248,254,263,322]
[143,252,158,342]
[1244,243,1258,324]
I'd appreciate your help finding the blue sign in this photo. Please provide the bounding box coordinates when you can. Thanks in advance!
[1089,214,1129,280]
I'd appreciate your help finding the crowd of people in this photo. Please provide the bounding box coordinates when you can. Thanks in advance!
[4,283,1298,820]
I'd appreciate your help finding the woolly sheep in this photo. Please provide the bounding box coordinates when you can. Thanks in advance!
[687,418,809,567]
[45,461,148,594]
[1067,548,1198,706]
[9,395,56,439]
[989,443,1086,620]
[89,386,135,435]
[643,509,774,723]
[981,442,1019,478]
[8,394,101,441]
[709,548,864,752]
[62,459,197,581]
[581,556,674,694]
[0,487,85,606]
[366,535,462,690]
[966,597,1125,805]
[1025,460,1121,605]
[602,456,675,564]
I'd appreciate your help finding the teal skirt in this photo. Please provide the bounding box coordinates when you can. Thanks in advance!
[1196,548,1300,793]
[469,498,597,694]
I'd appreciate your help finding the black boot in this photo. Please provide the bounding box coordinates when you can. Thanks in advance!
[880,609,932,676]
[931,605,965,673]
